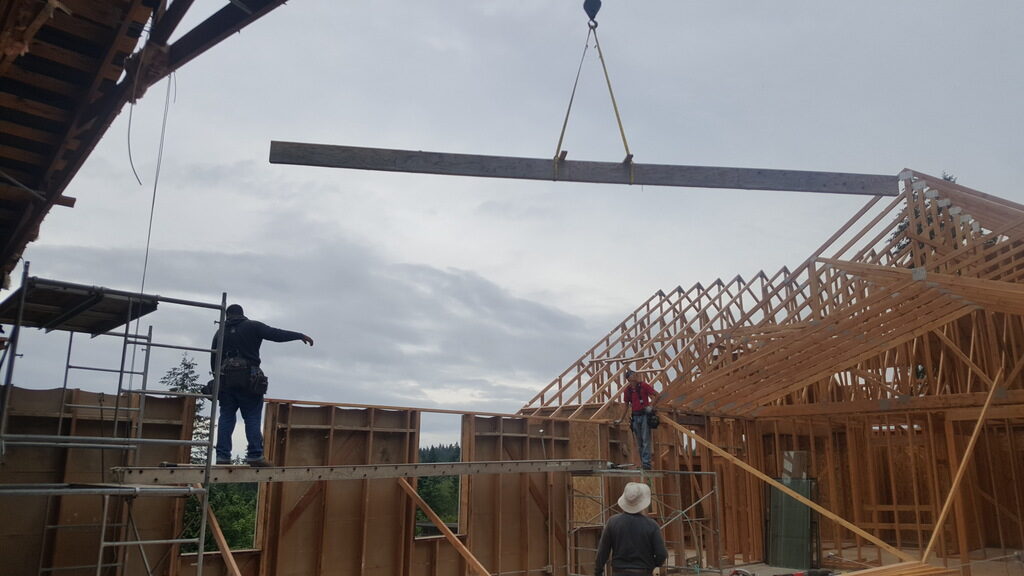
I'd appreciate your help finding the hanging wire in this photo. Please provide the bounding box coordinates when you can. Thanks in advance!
[126,39,150,186]
[139,74,173,296]
[125,73,175,393]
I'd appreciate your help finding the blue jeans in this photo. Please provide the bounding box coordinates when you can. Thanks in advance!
[631,411,652,470]
[216,388,264,462]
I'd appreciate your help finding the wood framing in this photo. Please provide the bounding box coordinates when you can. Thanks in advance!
[5,169,1024,575]
[268,142,899,196]
[523,170,1024,571]
[0,387,194,575]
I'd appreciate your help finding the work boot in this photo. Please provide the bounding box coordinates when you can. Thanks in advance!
[248,458,272,468]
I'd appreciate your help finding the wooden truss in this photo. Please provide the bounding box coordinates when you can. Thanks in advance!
[523,169,1024,569]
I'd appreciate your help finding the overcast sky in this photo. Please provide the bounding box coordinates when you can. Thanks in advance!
[7,1,1024,446]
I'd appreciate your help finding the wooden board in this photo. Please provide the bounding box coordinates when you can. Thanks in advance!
[269,142,899,196]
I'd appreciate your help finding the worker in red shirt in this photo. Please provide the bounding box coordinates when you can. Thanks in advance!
[620,370,659,470]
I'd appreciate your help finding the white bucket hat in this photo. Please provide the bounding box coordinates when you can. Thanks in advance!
[617,482,651,514]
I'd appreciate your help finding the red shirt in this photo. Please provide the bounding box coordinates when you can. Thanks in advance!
[623,381,657,412]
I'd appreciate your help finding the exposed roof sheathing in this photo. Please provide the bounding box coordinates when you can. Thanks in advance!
[0,0,289,286]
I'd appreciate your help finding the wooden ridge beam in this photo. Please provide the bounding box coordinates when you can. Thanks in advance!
[269,142,899,196]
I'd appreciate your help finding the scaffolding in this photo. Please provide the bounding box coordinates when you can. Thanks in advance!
[567,468,722,576]
[0,262,228,576]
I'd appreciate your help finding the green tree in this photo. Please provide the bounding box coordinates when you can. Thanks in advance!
[160,354,209,463]
[415,444,461,536]
[160,356,258,551]
[181,482,258,552]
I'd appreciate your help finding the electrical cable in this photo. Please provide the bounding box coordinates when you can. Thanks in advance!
[139,74,173,297]
[126,37,149,187]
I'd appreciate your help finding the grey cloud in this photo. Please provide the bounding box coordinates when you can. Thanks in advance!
[17,235,596,414]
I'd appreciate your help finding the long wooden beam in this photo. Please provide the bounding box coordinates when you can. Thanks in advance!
[756,388,1024,418]
[398,478,490,576]
[661,417,917,562]
[922,369,1005,561]
[193,483,242,576]
[269,142,899,196]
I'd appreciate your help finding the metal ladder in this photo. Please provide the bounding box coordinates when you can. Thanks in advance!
[0,264,227,576]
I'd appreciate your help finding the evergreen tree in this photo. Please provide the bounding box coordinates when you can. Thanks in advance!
[160,354,209,463]
[160,356,258,551]
[415,443,461,535]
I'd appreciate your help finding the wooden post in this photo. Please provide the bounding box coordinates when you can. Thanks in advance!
[192,484,242,576]
[922,370,1004,561]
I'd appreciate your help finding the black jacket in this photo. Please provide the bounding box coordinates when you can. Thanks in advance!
[595,512,667,576]
[211,315,306,372]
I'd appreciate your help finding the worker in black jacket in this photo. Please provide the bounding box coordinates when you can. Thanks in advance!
[211,304,313,467]
[595,482,667,576]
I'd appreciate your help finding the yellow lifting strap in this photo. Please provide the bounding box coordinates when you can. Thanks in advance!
[554,4,633,181]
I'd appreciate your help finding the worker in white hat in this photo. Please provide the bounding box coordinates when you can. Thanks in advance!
[595,482,667,576]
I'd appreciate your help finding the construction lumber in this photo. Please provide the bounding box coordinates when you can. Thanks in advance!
[268,142,899,196]
[756,388,1024,417]
[661,417,917,562]
[922,371,1004,561]
[842,561,957,576]
[398,478,490,576]
[194,483,242,576]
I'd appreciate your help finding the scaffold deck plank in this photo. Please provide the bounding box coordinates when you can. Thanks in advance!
[113,459,610,485]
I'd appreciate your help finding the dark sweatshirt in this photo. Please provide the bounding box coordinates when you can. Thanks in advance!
[211,315,306,372]
[595,512,668,576]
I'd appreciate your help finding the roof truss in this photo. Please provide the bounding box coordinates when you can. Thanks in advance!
[522,170,1024,420]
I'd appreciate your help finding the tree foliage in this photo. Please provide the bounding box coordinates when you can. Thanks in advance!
[416,443,461,536]
[181,480,258,553]
[160,354,209,463]
[161,356,257,551]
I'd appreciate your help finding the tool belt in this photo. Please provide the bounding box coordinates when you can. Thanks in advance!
[613,569,652,575]
[220,356,269,395]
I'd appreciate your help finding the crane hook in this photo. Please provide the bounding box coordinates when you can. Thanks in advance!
[583,0,601,25]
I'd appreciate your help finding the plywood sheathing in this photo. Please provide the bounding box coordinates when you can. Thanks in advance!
[260,404,419,576]
[0,387,194,575]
